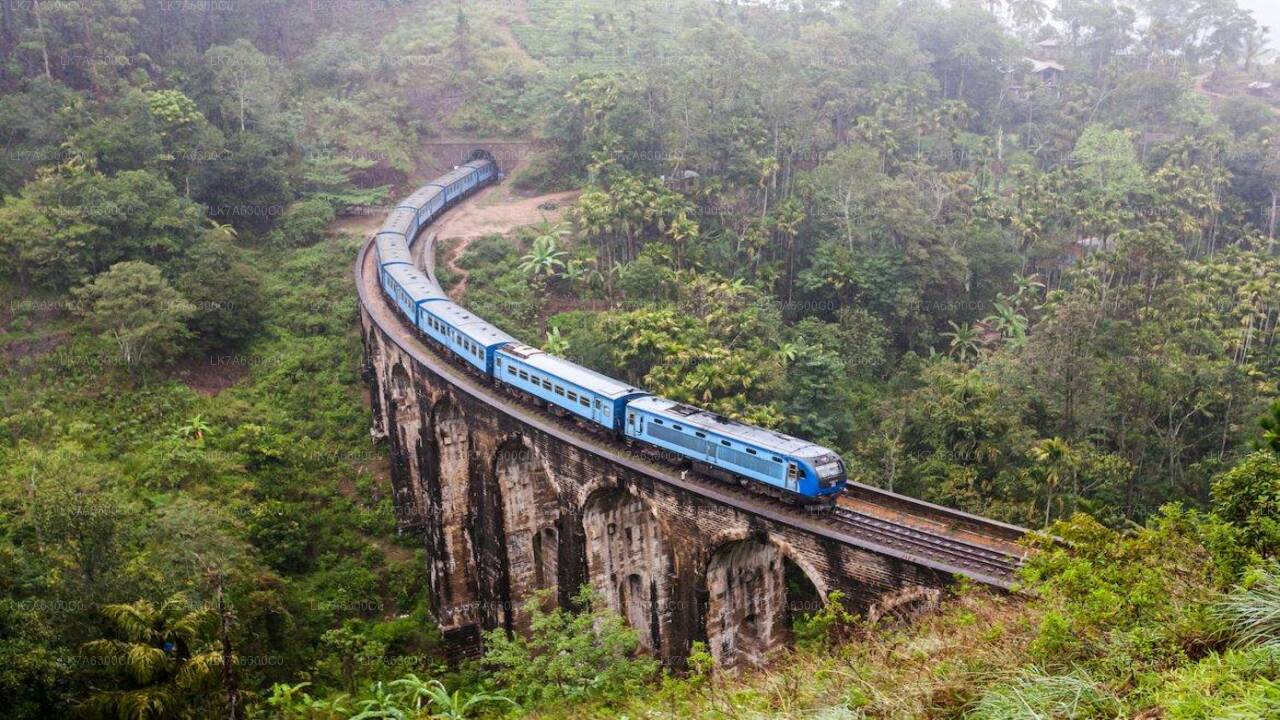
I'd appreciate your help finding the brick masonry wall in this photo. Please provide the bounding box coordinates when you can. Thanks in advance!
[361,307,950,668]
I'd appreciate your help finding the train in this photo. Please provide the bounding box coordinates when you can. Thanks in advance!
[374,151,848,502]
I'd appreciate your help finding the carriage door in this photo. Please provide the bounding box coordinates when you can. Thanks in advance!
[786,462,800,492]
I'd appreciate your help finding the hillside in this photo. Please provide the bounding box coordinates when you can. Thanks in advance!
[1,0,1280,718]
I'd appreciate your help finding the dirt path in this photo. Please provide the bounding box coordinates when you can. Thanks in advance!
[1194,71,1280,115]
[428,185,579,300]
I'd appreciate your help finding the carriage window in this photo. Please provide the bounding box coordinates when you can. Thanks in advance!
[579,397,590,407]
[695,431,706,438]
[745,448,757,455]
[672,424,682,431]
[721,440,731,446]
[566,391,578,401]
[654,419,663,425]
[555,386,565,396]
[542,379,552,390]
[508,366,517,375]
[773,456,783,463]
[518,370,528,380]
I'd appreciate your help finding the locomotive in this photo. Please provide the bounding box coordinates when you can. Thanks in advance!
[374,151,847,501]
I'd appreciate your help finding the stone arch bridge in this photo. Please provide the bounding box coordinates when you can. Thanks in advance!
[355,226,1027,670]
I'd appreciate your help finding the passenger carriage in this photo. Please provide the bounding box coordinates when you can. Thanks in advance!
[375,232,412,293]
[397,186,446,239]
[416,301,515,376]
[494,344,649,432]
[382,264,444,322]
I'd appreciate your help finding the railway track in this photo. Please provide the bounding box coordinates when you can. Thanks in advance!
[358,210,1030,591]
[829,507,1022,580]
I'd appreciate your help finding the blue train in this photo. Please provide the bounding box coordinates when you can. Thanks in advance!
[374,151,847,501]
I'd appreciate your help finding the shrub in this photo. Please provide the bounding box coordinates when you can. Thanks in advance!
[1211,452,1280,557]
[271,199,335,247]
[1220,564,1280,650]
[482,585,659,708]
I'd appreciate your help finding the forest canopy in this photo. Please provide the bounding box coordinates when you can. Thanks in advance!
[1,0,1279,718]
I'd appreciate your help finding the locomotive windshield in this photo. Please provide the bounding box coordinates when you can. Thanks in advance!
[814,453,846,487]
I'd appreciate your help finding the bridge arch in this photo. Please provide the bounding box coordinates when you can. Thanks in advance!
[491,435,581,630]
[702,533,823,669]
[386,362,429,525]
[423,394,477,624]
[387,363,416,448]
[581,487,674,655]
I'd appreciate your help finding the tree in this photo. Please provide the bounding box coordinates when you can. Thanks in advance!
[0,165,206,289]
[204,40,280,133]
[1259,401,1280,454]
[544,326,570,355]
[1071,125,1147,206]
[78,596,224,720]
[1008,0,1049,36]
[941,321,982,362]
[270,199,334,247]
[518,224,569,280]
[1030,437,1078,527]
[74,261,195,370]
[174,236,262,351]
[1211,451,1280,556]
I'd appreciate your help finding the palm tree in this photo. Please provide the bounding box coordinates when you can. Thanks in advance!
[1259,400,1280,454]
[1012,273,1044,307]
[1007,0,1048,34]
[774,341,800,371]
[985,301,1029,346]
[1030,437,1077,527]
[206,219,238,243]
[518,225,569,281]
[544,326,571,355]
[1244,26,1272,72]
[561,260,589,287]
[79,596,223,720]
[175,415,211,444]
[941,321,982,362]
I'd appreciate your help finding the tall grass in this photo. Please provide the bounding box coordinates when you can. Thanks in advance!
[1221,563,1280,649]
[964,669,1123,720]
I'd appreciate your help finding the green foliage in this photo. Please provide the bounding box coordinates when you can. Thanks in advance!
[1021,511,1226,674]
[0,165,206,288]
[1211,452,1280,557]
[271,200,336,248]
[482,586,659,708]
[1259,401,1280,454]
[1151,646,1280,720]
[965,669,1124,720]
[74,261,195,370]
[1220,564,1280,650]
[174,235,263,351]
[1070,124,1148,204]
[793,590,858,649]
[78,596,224,720]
